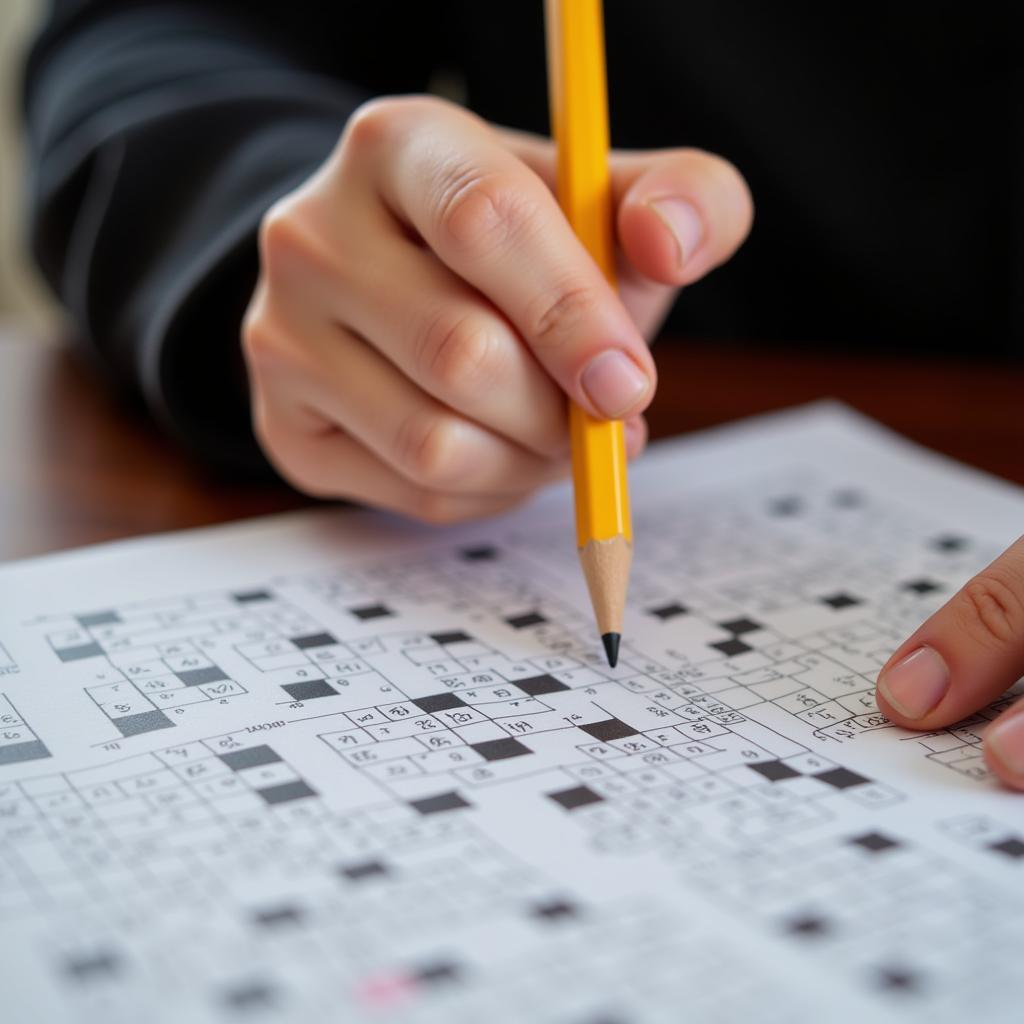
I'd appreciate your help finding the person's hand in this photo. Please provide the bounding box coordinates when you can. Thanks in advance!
[242,96,752,523]
[876,536,1024,789]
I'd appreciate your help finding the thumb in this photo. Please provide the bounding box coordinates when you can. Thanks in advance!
[875,535,1024,786]
[615,148,754,288]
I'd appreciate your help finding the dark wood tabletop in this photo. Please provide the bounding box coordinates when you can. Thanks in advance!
[2,327,1022,563]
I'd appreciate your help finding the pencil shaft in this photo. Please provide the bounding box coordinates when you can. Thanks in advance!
[546,0,633,660]
[545,0,632,544]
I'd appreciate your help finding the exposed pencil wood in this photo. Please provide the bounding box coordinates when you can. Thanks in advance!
[578,534,632,639]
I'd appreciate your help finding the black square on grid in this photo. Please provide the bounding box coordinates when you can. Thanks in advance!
[77,610,121,628]
[65,953,120,980]
[283,679,335,702]
[259,780,317,805]
[517,674,569,696]
[990,837,1024,860]
[340,860,390,881]
[814,767,870,790]
[460,545,499,561]
[471,738,531,761]
[832,489,864,508]
[413,693,466,714]
[931,535,967,553]
[505,611,548,629]
[253,906,304,928]
[176,666,229,687]
[291,632,338,649]
[410,791,471,815]
[750,760,801,782]
[785,914,831,938]
[580,718,639,742]
[710,638,752,657]
[849,831,901,853]
[56,642,105,663]
[876,967,922,993]
[718,617,762,635]
[647,602,688,620]
[549,785,604,811]
[768,496,803,516]
[224,984,276,1010]
[114,709,174,737]
[430,630,473,645]
[415,963,460,985]
[820,592,863,609]
[902,578,943,595]
[219,745,282,771]
[233,590,273,604]
[349,603,394,620]
[533,899,579,921]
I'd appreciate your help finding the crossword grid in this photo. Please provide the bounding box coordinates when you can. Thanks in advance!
[315,659,902,815]
[0,693,50,766]
[7,464,1024,1021]
[28,474,1009,779]
[0,730,805,1023]
[940,815,1024,862]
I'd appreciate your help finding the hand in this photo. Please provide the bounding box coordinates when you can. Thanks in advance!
[242,96,752,523]
[876,536,1024,789]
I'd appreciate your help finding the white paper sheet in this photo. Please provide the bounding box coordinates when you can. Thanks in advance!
[2,402,1023,1023]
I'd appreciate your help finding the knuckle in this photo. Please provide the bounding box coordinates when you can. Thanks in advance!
[241,311,318,382]
[393,411,468,490]
[241,319,295,375]
[240,317,279,371]
[343,97,405,151]
[258,190,348,286]
[258,196,303,266]
[342,95,466,159]
[955,570,1024,649]
[528,283,601,351]
[433,167,535,255]
[418,312,506,400]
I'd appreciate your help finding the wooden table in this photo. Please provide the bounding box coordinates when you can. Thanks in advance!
[2,329,1022,563]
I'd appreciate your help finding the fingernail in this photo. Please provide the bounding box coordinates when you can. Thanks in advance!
[649,198,706,268]
[985,714,1024,776]
[581,350,651,419]
[877,646,949,720]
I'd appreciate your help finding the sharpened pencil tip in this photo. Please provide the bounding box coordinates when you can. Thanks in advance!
[601,632,620,668]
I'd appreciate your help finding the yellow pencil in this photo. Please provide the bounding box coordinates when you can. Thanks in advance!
[545,0,632,668]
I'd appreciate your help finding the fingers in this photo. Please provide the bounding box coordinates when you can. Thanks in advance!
[875,536,1024,787]
[615,148,754,288]
[502,130,754,336]
[984,700,1024,790]
[253,314,568,499]
[360,98,657,422]
[253,394,526,525]
[324,224,569,459]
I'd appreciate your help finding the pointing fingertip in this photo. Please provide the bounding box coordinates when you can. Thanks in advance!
[877,645,949,721]
[985,714,1024,779]
[648,198,706,270]
[580,350,652,419]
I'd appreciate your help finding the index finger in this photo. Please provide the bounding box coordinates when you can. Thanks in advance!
[371,100,656,421]
[876,535,1024,730]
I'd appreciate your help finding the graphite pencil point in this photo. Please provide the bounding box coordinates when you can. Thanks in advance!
[601,632,621,668]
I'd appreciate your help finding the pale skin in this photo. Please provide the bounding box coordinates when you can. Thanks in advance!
[242,94,1024,790]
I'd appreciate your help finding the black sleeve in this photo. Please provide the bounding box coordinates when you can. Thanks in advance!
[23,1,439,473]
